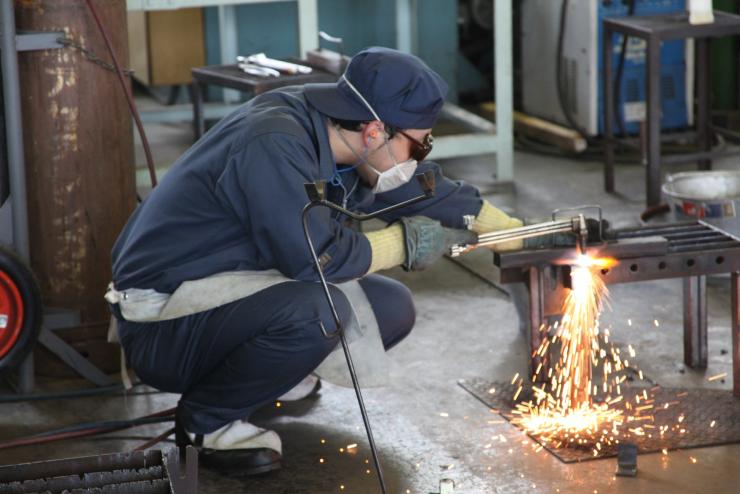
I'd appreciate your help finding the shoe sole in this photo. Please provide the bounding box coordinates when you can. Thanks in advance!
[200,448,282,477]
[175,416,282,477]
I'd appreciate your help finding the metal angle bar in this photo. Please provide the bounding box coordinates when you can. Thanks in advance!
[0,450,159,484]
[615,225,708,239]
[428,134,499,160]
[661,230,729,240]
[494,237,669,269]
[15,31,64,51]
[593,253,740,285]
[36,329,116,386]
[27,467,166,492]
[439,103,496,133]
[661,148,740,165]
[668,233,731,246]
[669,240,740,253]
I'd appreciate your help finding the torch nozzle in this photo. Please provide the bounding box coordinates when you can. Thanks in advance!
[576,214,588,255]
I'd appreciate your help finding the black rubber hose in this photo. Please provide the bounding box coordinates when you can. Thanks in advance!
[556,0,593,142]
[0,408,176,451]
[84,0,157,188]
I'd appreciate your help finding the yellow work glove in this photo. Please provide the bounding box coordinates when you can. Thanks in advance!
[363,200,523,273]
[470,200,523,252]
[364,224,407,273]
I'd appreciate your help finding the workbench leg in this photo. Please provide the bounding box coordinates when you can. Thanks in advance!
[603,27,615,193]
[732,272,740,398]
[696,38,712,171]
[528,267,548,383]
[646,35,663,208]
[683,275,708,369]
[191,81,205,141]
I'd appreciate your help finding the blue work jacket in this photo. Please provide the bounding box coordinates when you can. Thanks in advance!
[112,86,484,294]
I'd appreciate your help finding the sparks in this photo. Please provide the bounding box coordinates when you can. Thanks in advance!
[510,255,653,451]
[707,372,727,382]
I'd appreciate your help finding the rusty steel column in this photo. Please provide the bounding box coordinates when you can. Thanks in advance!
[15,0,136,374]
[732,272,740,399]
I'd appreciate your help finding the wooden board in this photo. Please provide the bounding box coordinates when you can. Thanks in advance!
[127,8,206,86]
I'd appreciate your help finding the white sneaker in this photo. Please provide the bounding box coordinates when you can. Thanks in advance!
[176,417,282,476]
[187,420,282,455]
[278,374,321,402]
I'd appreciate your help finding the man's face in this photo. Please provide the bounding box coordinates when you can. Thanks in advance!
[361,122,432,173]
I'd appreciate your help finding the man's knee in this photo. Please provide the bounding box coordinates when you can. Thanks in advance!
[293,282,352,342]
[360,275,416,349]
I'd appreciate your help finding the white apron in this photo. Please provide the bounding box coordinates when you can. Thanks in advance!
[105,269,390,388]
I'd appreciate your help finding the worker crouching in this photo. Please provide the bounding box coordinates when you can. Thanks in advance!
[106,47,522,475]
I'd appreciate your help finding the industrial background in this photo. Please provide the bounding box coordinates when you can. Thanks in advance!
[0,0,739,493]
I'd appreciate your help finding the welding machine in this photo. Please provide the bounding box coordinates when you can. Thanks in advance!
[522,0,690,136]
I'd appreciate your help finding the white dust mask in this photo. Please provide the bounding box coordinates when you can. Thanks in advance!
[369,157,418,194]
[342,75,418,193]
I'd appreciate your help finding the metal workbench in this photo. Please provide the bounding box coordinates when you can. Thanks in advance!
[603,11,740,208]
[494,218,740,398]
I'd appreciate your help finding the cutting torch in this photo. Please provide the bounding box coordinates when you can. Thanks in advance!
[449,214,590,257]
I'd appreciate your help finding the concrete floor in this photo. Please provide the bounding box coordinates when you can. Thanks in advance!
[2,114,740,493]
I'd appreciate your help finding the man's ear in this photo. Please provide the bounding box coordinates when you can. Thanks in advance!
[363,121,384,143]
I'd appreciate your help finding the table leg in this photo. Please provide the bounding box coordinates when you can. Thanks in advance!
[683,275,708,369]
[528,266,548,383]
[696,38,712,171]
[646,35,663,208]
[604,27,615,193]
[191,80,205,141]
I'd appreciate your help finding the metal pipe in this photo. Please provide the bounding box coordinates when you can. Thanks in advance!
[299,174,434,494]
[475,219,573,242]
[0,1,29,260]
[474,226,573,246]
[451,221,576,257]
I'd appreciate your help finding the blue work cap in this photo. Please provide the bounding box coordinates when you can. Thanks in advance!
[304,46,448,130]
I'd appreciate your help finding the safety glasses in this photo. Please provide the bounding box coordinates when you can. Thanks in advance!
[397,130,434,161]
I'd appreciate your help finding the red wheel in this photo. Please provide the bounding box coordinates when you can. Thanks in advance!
[0,246,41,372]
[0,270,24,358]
